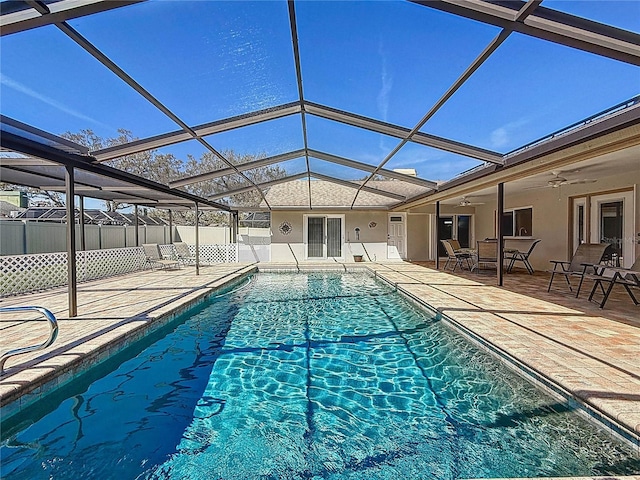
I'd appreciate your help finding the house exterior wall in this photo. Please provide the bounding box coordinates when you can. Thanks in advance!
[466,169,640,271]
[270,211,389,262]
[407,213,429,261]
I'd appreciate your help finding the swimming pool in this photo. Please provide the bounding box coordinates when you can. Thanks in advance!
[1,271,639,479]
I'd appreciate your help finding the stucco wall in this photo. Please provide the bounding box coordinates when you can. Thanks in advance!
[407,213,429,261]
[271,211,389,262]
[469,169,640,271]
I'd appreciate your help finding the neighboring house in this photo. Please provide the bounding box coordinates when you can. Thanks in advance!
[13,207,168,226]
[0,200,25,218]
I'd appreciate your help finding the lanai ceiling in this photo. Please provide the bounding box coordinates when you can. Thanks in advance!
[1,0,639,212]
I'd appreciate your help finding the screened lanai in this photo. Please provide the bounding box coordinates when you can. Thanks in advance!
[1,0,638,214]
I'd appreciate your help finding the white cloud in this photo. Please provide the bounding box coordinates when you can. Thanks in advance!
[490,127,509,148]
[376,40,393,124]
[1,73,108,128]
[489,118,530,149]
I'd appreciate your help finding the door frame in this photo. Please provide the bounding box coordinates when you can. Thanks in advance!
[303,214,345,260]
[431,214,475,259]
[387,213,407,259]
[569,187,635,268]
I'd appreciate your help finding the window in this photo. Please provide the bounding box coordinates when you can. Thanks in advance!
[502,207,532,237]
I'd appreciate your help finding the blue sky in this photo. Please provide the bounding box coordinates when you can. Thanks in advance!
[1,0,639,202]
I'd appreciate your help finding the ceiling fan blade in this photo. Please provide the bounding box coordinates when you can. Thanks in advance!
[568,179,597,185]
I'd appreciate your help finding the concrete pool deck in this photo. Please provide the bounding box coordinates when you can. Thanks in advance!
[1,261,639,459]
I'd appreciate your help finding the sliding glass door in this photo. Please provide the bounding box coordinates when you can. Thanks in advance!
[307,217,324,258]
[437,215,472,257]
[305,215,344,259]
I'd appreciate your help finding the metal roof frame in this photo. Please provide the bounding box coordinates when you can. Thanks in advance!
[411,0,640,66]
[0,121,234,211]
[1,0,638,212]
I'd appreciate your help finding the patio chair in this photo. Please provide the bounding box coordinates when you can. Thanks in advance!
[174,242,196,265]
[143,243,180,270]
[473,239,498,273]
[505,239,541,274]
[547,243,610,297]
[586,256,640,308]
[441,239,473,272]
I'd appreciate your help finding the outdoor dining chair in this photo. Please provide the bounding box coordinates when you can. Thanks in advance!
[547,243,610,297]
[472,239,498,273]
[505,239,541,274]
[586,256,640,308]
[441,239,474,272]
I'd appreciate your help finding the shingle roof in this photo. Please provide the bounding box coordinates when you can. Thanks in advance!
[262,179,430,209]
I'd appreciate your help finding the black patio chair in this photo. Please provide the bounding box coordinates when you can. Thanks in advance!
[586,257,640,308]
[547,243,610,297]
[505,239,541,274]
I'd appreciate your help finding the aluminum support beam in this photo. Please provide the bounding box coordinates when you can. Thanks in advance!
[79,195,86,251]
[55,22,271,209]
[288,1,313,209]
[134,205,140,246]
[308,149,438,188]
[305,103,503,164]
[310,172,406,201]
[497,182,504,287]
[195,202,200,276]
[0,1,143,36]
[93,103,302,162]
[208,172,308,200]
[412,0,640,66]
[65,165,78,318]
[0,128,233,211]
[352,28,512,208]
[435,201,440,270]
[171,150,305,188]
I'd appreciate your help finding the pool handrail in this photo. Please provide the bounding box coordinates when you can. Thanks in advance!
[0,306,58,374]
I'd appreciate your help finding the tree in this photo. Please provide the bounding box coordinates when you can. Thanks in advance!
[60,129,286,225]
[63,129,183,212]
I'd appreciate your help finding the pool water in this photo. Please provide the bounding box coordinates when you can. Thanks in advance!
[1,272,639,479]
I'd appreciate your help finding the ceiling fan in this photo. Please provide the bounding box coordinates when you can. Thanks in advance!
[546,170,597,188]
[455,196,485,207]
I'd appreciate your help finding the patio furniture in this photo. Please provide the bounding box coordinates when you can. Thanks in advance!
[473,239,498,273]
[448,238,476,255]
[505,239,541,274]
[547,243,610,297]
[586,257,640,308]
[441,239,473,272]
[174,242,196,265]
[143,243,180,270]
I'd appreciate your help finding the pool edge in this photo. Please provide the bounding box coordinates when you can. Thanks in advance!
[0,265,258,423]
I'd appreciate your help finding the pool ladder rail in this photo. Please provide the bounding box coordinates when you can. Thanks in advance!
[0,306,58,375]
